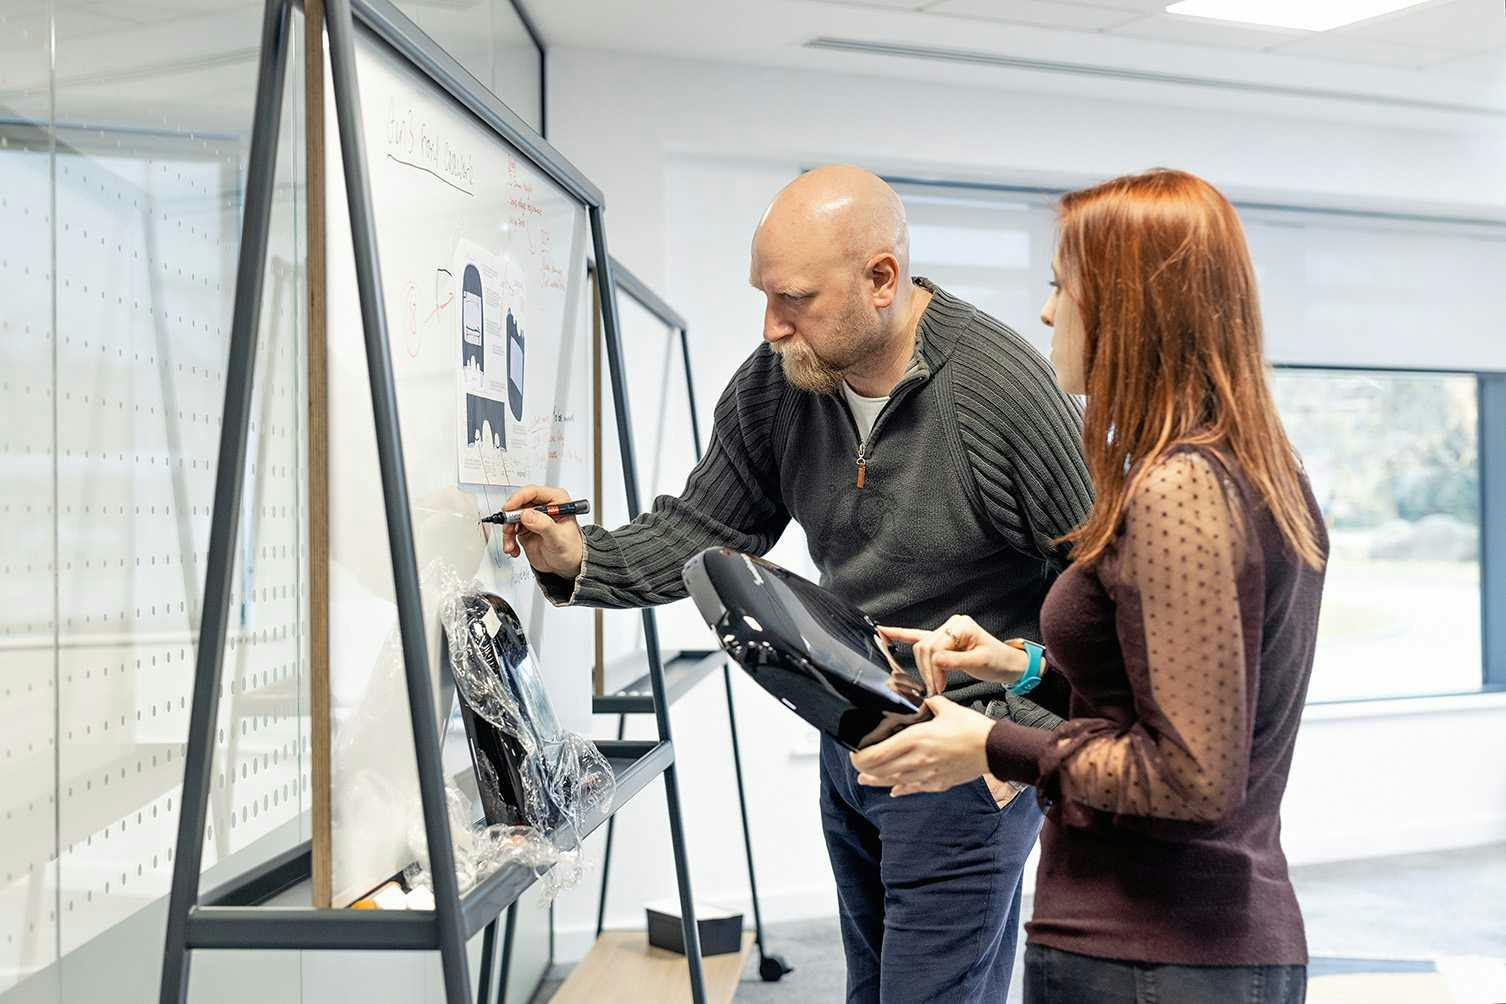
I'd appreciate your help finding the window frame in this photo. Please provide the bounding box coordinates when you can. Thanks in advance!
[506,0,547,137]
[1479,370,1506,691]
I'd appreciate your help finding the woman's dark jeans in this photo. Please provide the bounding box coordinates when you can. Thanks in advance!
[1024,944,1307,1004]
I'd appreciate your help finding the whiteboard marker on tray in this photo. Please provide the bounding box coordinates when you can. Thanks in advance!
[480,499,591,525]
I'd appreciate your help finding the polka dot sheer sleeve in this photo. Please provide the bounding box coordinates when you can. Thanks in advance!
[1045,450,1252,823]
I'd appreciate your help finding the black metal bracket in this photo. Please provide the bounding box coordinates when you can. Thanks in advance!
[156,3,706,1002]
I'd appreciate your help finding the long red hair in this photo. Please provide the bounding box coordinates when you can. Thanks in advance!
[1057,168,1324,570]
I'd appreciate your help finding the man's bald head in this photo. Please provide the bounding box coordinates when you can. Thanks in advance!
[754,164,910,276]
[749,166,924,397]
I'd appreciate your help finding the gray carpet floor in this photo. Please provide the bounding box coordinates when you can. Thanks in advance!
[533,842,1506,1003]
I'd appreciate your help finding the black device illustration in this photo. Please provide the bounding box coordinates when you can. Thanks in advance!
[683,548,932,751]
[506,308,525,421]
[461,263,508,450]
[461,264,483,368]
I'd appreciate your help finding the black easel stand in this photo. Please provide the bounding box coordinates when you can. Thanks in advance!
[157,2,706,1002]
[586,260,792,984]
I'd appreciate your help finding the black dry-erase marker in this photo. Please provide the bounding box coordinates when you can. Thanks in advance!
[480,499,591,526]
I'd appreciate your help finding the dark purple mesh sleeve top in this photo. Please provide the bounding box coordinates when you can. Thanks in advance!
[985,446,1328,966]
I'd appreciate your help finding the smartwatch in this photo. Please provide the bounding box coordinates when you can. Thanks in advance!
[1007,640,1046,696]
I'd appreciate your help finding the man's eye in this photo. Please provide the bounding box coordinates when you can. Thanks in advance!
[781,293,807,303]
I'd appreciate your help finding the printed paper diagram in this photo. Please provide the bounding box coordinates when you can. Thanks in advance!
[456,238,530,486]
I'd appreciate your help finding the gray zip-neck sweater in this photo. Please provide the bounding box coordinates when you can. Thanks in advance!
[540,278,1094,722]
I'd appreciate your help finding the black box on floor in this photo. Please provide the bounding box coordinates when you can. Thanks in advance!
[645,900,743,956]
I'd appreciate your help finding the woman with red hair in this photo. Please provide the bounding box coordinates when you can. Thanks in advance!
[852,168,1327,1004]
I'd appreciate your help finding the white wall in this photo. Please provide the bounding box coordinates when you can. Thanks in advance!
[541,45,1506,961]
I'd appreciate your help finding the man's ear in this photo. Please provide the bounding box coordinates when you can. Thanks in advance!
[867,253,901,307]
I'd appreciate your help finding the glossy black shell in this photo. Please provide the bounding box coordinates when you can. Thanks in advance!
[683,548,930,751]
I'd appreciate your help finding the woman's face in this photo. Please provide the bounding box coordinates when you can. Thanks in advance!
[1040,252,1087,396]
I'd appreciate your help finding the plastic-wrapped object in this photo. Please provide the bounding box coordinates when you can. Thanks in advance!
[439,584,615,831]
[403,780,565,900]
[408,572,613,902]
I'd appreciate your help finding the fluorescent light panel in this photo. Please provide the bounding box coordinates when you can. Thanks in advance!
[1164,0,1429,32]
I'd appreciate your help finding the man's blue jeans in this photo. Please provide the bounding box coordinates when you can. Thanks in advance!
[819,734,1045,1003]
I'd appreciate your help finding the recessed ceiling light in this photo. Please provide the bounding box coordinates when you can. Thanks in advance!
[1164,0,1429,32]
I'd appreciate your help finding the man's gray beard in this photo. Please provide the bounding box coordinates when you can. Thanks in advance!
[775,307,885,395]
[775,342,843,395]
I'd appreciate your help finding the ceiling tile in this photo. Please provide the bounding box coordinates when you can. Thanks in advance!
[1338,0,1506,50]
[926,0,1142,31]
[1271,34,1466,67]
[1110,12,1307,48]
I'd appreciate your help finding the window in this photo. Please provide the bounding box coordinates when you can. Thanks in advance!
[894,177,1505,703]
[1272,368,1484,701]
[894,182,1059,358]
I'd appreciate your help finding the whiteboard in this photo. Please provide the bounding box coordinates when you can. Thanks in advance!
[323,26,595,908]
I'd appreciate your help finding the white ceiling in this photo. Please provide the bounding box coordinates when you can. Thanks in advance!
[3,0,1503,137]
[794,0,1506,70]
[899,0,1506,69]
[529,0,1506,120]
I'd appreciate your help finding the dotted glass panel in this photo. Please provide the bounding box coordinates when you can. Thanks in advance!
[0,1,59,995]
[47,0,310,970]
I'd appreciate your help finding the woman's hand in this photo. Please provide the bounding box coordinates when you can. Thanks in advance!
[850,696,994,796]
[878,615,1029,696]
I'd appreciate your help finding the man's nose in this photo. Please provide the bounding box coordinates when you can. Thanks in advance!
[764,305,793,343]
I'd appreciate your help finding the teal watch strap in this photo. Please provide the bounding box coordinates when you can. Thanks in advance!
[1007,641,1045,696]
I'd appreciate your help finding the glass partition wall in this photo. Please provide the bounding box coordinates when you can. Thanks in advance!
[0,3,544,1001]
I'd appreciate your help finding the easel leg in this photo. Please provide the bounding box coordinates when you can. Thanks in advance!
[723,662,792,982]
[158,1,292,1000]
[497,902,518,1004]
[477,921,497,1004]
[662,762,708,1004]
[594,713,627,937]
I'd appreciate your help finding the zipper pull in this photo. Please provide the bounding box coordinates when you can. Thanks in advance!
[856,451,867,489]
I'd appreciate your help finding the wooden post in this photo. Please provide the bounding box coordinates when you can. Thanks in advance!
[305,0,333,908]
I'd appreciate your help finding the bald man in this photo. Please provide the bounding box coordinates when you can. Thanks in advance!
[503,166,1092,1002]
